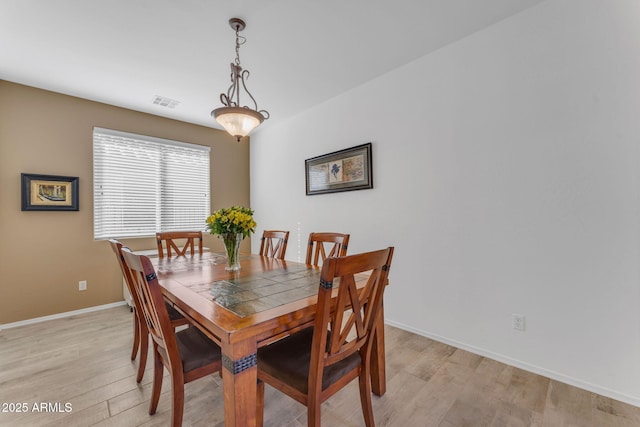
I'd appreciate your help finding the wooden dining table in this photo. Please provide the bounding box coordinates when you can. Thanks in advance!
[151,251,387,427]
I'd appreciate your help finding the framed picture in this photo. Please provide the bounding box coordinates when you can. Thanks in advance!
[305,143,373,195]
[21,173,79,211]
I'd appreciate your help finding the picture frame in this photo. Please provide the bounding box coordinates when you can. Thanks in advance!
[21,173,79,211]
[305,143,373,195]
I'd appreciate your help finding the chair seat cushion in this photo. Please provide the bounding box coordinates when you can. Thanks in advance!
[257,327,361,394]
[176,327,222,373]
[166,302,185,321]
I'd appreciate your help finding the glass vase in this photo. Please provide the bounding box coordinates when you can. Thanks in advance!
[222,232,243,271]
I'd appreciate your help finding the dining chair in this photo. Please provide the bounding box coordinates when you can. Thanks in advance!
[305,232,350,267]
[256,246,395,427]
[122,248,222,427]
[258,230,289,259]
[109,239,189,383]
[156,231,203,258]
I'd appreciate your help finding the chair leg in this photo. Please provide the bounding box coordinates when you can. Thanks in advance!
[307,396,322,427]
[131,309,140,360]
[256,379,265,427]
[358,363,375,427]
[136,323,149,383]
[149,350,163,415]
[170,371,185,427]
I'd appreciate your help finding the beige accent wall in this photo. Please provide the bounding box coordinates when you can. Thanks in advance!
[0,81,250,324]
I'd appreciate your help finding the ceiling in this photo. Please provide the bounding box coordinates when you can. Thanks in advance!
[0,0,545,134]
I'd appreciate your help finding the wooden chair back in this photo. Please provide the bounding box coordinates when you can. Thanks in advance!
[108,239,148,381]
[305,232,350,267]
[259,230,289,259]
[256,246,394,427]
[109,239,141,312]
[156,231,203,258]
[311,246,394,390]
[109,239,190,383]
[121,249,178,367]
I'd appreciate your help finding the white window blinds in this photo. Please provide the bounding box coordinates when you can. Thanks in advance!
[93,127,210,239]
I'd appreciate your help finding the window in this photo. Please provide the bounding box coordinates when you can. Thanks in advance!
[93,127,210,239]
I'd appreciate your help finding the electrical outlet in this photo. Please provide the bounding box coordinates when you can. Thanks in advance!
[512,314,525,331]
[79,280,87,291]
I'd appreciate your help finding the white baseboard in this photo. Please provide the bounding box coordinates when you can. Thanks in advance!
[385,319,640,408]
[0,301,128,331]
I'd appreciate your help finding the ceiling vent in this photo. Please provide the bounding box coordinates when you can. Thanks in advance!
[152,95,180,109]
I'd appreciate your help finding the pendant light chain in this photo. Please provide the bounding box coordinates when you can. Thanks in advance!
[234,28,246,67]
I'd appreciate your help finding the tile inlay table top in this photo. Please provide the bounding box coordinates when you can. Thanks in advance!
[157,253,324,317]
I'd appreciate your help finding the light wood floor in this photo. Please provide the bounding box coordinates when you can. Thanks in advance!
[1,306,639,427]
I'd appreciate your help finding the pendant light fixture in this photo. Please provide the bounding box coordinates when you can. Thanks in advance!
[211,18,269,142]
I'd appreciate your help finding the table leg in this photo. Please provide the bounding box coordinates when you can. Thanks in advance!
[370,304,386,396]
[221,339,258,427]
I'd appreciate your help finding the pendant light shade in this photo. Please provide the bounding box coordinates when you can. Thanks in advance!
[212,106,264,139]
[212,107,264,140]
[212,18,269,142]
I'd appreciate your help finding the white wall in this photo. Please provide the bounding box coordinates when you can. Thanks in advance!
[250,0,640,405]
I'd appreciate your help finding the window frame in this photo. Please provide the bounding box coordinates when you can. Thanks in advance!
[93,127,211,240]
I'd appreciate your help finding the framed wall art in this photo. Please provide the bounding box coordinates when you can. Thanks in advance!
[305,143,373,195]
[21,173,79,211]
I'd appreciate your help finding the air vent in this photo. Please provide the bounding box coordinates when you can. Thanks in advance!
[152,95,180,109]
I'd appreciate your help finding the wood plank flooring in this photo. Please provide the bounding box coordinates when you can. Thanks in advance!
[1,306,639,426]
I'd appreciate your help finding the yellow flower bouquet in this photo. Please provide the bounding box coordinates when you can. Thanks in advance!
[205,206,256,270]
